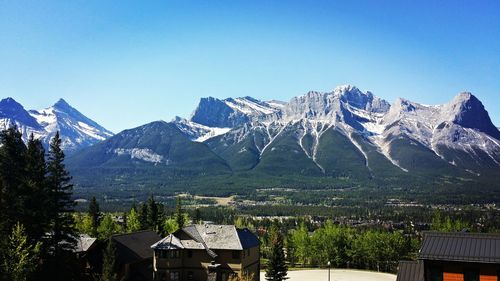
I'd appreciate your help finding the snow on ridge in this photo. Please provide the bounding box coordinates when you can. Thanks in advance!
[224,97,278,116]
[114,148,164,164]
[194,127,232,142]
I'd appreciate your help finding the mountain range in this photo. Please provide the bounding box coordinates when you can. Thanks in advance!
[2,85,499,193]
[0,98,113,153]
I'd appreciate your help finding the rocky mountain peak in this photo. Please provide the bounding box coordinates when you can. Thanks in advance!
[0,97,41,129]
[445,92,500,139]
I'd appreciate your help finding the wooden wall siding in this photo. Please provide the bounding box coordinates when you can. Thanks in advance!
[479,275,498,281]
[444,272,463,281]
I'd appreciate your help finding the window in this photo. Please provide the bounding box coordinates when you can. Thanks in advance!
[464,269,479,281]
[232,250,241,259]
[187,271,194,281]
[169,250,180,259]
[170,271,180,281]
[187,250,193,258]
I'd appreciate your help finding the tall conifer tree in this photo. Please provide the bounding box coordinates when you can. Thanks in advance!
[24,134,49,241]
[265,226,288,281]
[45,132,77,280]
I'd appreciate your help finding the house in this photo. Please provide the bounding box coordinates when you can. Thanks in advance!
[151,224,260,281]
[87,230,161,281]
[397,231,500,281]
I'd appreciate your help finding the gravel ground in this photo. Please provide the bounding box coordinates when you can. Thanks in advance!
[260,269,396,281]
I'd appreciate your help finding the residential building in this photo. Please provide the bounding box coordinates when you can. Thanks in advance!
[397,231,500,281]
[87,230,161,281]
[151,224,260,281]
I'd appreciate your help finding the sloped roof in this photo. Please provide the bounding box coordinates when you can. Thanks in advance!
[195,224,243,250]
[420,231,500,263]
[396,261,424,281]
[151,224,259,259]
[75,234,97,253]
[237,228,260,249]
[112,230,161,264]
[150,234,205,250]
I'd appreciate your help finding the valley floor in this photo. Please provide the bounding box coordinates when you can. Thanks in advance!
[260,269,396,281]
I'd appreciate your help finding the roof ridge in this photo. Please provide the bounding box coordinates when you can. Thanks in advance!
[112,230,156,238]
[423,231,500,239]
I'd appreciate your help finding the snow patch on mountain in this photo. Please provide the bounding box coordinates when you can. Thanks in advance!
[114,148,165,164]
[173,117,231,142]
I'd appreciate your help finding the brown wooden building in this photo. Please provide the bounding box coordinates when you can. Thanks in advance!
[397,232,500,281]
[86,230,161,281]
[151,224,260,281]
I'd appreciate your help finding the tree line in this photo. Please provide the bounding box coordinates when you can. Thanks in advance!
[0,127,77,281]
[258,220,419,273]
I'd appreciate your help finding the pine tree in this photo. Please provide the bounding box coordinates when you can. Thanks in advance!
[45,132,77,280]
[265,227,288,281]
[138,203,148,230]
[175,197,185,228]
[101,239,117,281]
[0,127,27,238]
[147,195,159,231]
[1,222,41,281]
[88,197,101,237]
[24,134,50,241]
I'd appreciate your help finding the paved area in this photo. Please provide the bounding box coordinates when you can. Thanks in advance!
[260,269,396,281]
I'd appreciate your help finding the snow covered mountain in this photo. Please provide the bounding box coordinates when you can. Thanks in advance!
[66,85,499,190]
[199,85,500,177]
[0,98,113,153]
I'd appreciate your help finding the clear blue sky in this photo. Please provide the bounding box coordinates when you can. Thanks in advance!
[1,1,499,132]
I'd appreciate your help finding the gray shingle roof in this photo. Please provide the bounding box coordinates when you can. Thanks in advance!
[150,224,259,259]
[420,231,500,263]
[74,234,97,253]
[396,261,424,281]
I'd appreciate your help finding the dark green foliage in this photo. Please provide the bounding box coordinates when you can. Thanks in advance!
[0,127,28,239]
[138,203,148,229]
[24,134,50,241]
[46,132,77,252]
[101,239,117,281]
[265,226,288,281]
[175,197,185,228]
[88,196,101,237]
[147,195,160,231]
[66,121,231,187]
[256,124,322,176]
[315,128,370,179]
[43,132,78,280]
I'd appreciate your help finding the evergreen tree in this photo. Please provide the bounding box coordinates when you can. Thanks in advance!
[265,227,288,281]
[45,132,77,280]
[194,208,202,224]
[24,134,50,241]
[146,195,159,231]
[0,127,27,239]
[138,203,148,229]
[88,197,101,237]
[101,239,117,281]
[175,197,185,228]
[1,222,41,281]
